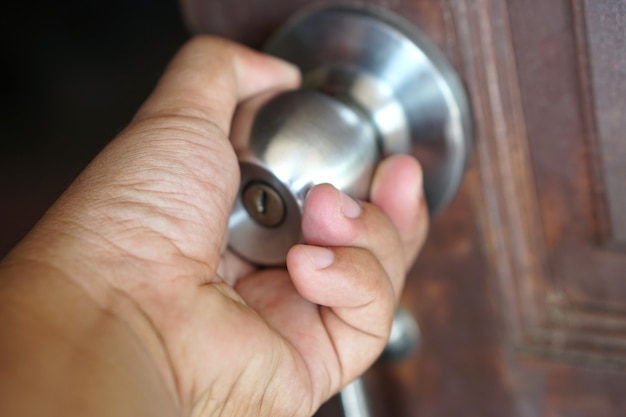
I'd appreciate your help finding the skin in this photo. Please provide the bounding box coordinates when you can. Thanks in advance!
[0,36,428,417]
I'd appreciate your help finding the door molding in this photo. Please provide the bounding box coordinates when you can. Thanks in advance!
[455,0,626,365]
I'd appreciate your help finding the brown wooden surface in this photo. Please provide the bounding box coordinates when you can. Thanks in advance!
[507,0,626,361]
[3,0,626,416]
[582,0,626,245]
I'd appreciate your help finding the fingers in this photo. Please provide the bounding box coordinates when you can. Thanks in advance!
[287,246,389,309]
[286,244,395,384]
[296,155,427,300]
[134,35,301,133]
[370,155,429,264]
[287,244,395,332]
[284,155,427,384]
[296,184,406,299]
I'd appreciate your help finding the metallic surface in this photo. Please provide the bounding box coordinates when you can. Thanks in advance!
[265,3,473,215]
[340,377,373,417]
[229,89,378,265]
[228,4,472,264]
[382,307,422,361]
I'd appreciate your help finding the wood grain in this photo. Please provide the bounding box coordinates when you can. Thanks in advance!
[581,0,626,246]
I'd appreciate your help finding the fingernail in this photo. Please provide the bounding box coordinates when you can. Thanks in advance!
[339,189,362,219]
[303,246,334,270]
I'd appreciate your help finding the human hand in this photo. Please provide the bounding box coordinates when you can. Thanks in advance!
[0,36,428,417]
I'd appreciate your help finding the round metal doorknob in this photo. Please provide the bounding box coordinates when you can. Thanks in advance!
[228,4,473,265]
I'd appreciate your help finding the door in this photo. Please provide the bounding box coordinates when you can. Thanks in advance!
[182,0,626,416]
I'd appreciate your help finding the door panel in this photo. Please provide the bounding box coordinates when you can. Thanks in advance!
[581,0,626,247]
[506,0,626,364]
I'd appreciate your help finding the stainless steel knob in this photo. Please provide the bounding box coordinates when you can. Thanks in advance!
[228,4,472,265]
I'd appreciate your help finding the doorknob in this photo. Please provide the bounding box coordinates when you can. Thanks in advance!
[228,3,472,265]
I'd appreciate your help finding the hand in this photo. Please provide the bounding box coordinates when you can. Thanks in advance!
[0,36,428,417]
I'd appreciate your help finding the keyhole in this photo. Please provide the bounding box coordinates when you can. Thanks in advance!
[256,189,267,215]
[242,182,286,228]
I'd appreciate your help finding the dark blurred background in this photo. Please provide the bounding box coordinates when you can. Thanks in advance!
[0,0,190,256]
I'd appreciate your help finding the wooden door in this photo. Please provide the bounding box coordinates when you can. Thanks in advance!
[182,0,626,415]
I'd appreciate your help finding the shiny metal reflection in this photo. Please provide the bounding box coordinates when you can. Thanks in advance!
[228,4,472,265]
[340,378,372,417]
[265,4,472,214]
[229,89,378,265]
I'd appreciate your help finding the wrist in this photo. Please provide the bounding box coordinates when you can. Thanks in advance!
[0,248,181,416]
